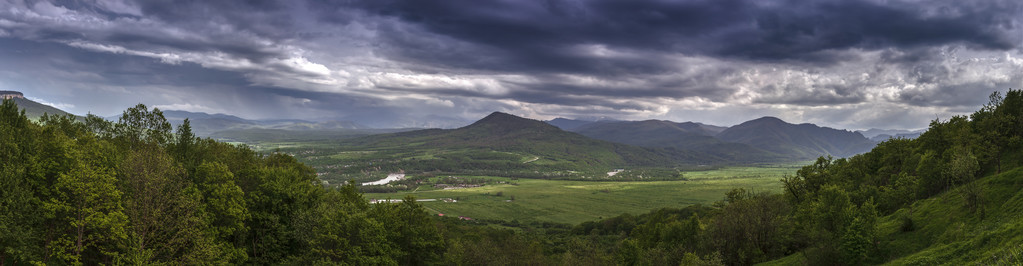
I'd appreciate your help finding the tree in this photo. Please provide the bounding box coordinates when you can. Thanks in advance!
[84,114,114,138]
[880,172,919,213]
[375,195,445,265]
[114,104,172,148]
[782,156,834,204]
[617,239,641,266]
[120,148,220,264]
[172,119,199,174]
[0,99,47,264]
[46,159,128,264]
[243,159,322,264]
[915,150,945,197]
[710,189,794,265]
[991,89,1023,169]
[944,146,982,213]
[194,162,250,263]
[798,186,879,265]
[971,91,1008,173]
[294,183,396,264]
[840,217,872,265]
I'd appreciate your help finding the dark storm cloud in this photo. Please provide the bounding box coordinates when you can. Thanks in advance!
[102,32,284,63]
[134,0,296,39]
[899,80,1023,108]
[753,84,867,106]
[720,0,1018,60]
[0,0,1020,129]
[4,38,249,88]
[372,65,740,110]
[341,0,1019,75]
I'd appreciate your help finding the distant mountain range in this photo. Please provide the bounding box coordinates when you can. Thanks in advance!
[9,97,904,164]
[117,110,371,137]
[345,112,703,169]
[716,117,876,158]
[343,111,884,171]
[856,128,926,142]
[549,115,880,161]
[566,120,782,162]
[856,128,925,138]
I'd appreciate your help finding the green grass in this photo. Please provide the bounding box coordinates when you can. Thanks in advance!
[754,166,1023,265]
[755,253,805,266]
[877,167,1023,265]
[365,166,796,224]
[681,163,809,180]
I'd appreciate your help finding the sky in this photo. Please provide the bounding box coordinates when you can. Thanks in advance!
[0,0,1020,129]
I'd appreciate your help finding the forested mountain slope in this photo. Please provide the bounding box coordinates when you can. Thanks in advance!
[717,116,877,159]
[571,119,786,163]
[345,112,712,170]
[11,97,77,120]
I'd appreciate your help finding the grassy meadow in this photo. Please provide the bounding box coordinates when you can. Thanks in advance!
[232,137,809,224]
[365,166,801,224]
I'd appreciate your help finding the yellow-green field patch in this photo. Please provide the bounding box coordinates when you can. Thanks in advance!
[366,166,798,224]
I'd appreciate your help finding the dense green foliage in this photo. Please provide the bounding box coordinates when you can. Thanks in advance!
[3,89,1021,265]
[0,101,444,265]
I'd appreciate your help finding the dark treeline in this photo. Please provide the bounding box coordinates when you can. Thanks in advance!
[2,89,1021,265]
[0,101,445,265]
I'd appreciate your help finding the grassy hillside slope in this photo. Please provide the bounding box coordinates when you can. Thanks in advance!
[879,167,1023,264]
[757,89,1023,265]
[760,166,1023,265]
[12,98,77,120]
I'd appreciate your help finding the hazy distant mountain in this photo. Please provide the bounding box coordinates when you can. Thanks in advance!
[717,117,876,159]
[211,128,414,142]
[155,110,256,135]
[546,118,599,131]
[156,110,368,137]
[572,120,720,148]
[869,132,924,142]
[570,120,784,162]
[10,98,78,120]
[348,112,715,168]
[161,110,251,122]
[857,128,925,139]
[575,120,724,139]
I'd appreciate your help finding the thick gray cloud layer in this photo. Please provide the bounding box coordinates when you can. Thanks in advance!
[0,0,1020,129]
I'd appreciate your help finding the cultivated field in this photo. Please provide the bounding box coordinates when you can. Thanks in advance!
[366,165,801,225]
